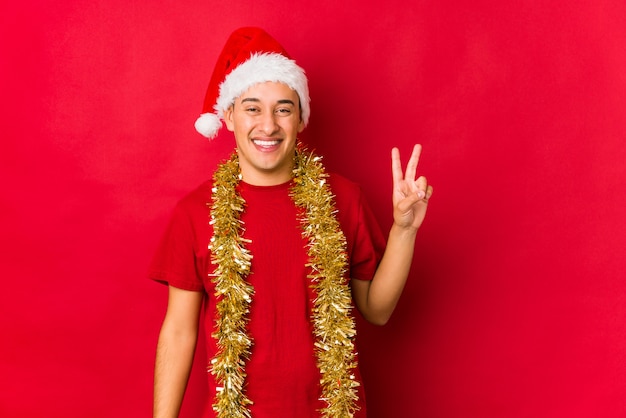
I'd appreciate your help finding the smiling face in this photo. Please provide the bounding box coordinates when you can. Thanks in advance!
[224,81,305,186]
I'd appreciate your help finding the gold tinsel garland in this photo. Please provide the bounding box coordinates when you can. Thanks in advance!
[209,148,359,418]
[209,156,254,417]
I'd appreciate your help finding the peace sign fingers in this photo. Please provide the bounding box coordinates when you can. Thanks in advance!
[390,144,433,230]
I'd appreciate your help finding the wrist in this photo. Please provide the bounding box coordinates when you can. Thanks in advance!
[390,222,419,239]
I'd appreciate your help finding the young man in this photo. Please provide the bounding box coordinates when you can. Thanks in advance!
[150,27,433,418]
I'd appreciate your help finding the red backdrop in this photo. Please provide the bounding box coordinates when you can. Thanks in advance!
[2,0,626,417]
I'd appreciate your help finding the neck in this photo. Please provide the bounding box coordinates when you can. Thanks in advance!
[240,171,293,186]
[238,162,295,186]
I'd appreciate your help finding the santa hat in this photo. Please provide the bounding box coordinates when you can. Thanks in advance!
[194,27,310,139]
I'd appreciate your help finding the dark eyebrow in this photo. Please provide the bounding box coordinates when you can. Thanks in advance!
[239,97,296,106]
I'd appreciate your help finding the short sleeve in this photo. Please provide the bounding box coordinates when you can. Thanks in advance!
[328,174,387,282]
[148,185,213,292]
[349,190,386,281]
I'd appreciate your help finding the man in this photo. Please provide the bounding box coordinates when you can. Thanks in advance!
[150,27,433,418]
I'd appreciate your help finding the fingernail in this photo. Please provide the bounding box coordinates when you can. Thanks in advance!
[418,191,425,199]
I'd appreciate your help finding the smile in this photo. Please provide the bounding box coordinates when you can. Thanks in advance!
[253,139,281,148]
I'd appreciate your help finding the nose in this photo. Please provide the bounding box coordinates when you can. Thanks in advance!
[258,111,279,135]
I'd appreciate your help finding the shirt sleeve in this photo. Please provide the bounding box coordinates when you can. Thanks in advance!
[329,174,387,282]
[348,188,387,281]
[148,196,207,292]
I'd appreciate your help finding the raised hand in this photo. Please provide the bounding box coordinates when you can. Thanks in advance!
[391,144,433,231]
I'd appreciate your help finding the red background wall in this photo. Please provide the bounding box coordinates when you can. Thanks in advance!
[2,0,625,417]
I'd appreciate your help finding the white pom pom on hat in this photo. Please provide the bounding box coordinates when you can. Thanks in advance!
[194,113,221,138]
[195,27,310,139]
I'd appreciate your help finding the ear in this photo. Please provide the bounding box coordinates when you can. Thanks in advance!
[297,117,305,133]
[224,106,235,132]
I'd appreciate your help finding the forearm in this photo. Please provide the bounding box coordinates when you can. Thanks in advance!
[153,321,198,418]
[357,223,417,325]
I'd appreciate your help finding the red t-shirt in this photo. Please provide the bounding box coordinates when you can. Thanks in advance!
[149,173,386,417]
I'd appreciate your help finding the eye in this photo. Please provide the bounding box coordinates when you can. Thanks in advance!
[275,107,292,115]
[245,106,260,113]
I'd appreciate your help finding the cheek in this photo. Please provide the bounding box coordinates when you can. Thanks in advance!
[228,115,254,134]
[283,117,304,135]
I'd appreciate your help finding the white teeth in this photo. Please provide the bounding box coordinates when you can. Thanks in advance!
[254,139,279,146]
